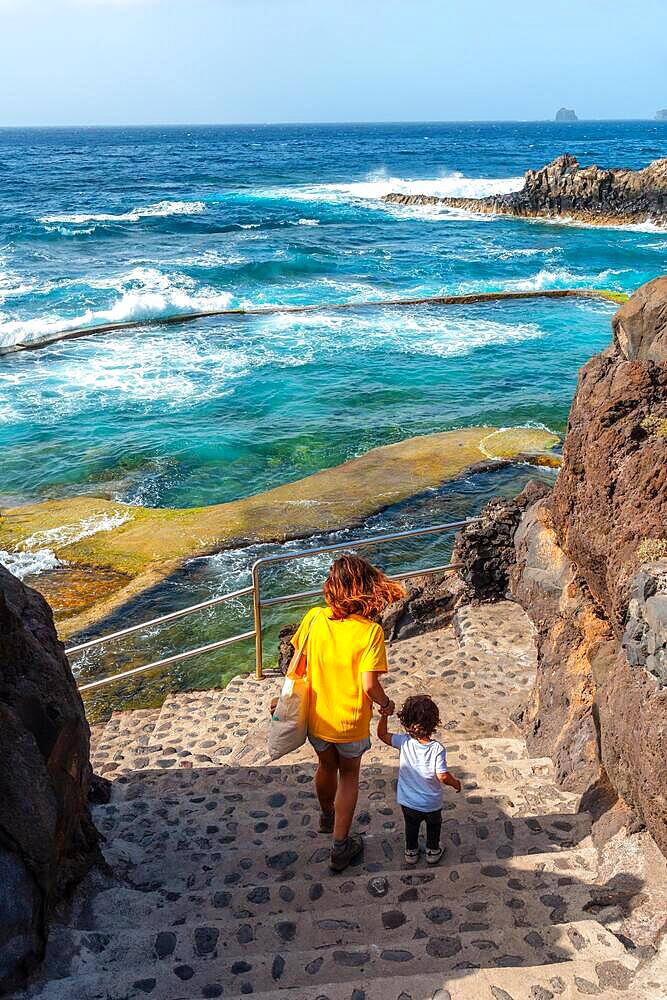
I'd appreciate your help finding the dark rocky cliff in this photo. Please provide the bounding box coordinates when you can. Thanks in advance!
[0,565,101,991]
[384,154,667,227]
[509,276,667,855]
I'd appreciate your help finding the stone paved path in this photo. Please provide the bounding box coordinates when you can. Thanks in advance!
[16,602,666,999]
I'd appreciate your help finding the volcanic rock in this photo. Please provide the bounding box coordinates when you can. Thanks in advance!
[0,564,101,991]
[510,276,667,855]
[452,479,550,605]
[384,154,667,227]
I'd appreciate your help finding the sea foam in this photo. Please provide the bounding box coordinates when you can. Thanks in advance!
[0,548,64,580]
[39,200,206,225]
[250,172,524,207]
[1,509,132,580]
[0,267,234,350]
[20,509,132,551]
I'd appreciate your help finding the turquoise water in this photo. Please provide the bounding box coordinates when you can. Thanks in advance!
[0,121,665,707]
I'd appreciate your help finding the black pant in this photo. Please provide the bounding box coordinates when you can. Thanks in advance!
[401,805,442,851]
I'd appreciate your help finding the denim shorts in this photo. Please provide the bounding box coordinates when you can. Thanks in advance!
[308,734,371,758]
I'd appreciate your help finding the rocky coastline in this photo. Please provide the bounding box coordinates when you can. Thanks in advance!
[384,153,667,227]
[0,277,665,991]
[508,276,667,856]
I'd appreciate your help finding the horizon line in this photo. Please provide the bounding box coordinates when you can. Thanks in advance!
[1,116,666,131]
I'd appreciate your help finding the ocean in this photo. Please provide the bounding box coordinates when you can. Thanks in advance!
[1,120,665,713]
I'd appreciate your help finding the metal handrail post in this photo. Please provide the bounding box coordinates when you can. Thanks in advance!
[252,561,263,679]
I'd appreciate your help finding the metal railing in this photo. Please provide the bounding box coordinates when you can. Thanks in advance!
[70,517,478,692]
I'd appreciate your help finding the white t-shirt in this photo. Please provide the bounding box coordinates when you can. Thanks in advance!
[391,733,448,812]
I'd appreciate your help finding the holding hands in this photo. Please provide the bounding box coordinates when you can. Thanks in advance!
[362,670,395,718]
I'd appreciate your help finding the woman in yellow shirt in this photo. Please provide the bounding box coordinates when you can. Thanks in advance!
[291,554,404,872]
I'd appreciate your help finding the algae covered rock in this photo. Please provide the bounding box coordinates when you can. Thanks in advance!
[0,426,558,641]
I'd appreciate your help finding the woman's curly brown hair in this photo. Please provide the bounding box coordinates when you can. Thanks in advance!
[323,554,405,621]
[398,695,441,739]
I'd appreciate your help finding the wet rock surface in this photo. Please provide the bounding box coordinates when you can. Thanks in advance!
[0,565,101,992]
[384,154,667,227]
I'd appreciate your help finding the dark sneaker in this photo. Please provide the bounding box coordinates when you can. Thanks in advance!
[319,811,335,834]
[330,833,363,872]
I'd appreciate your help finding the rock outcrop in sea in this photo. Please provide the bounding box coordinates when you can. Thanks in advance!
[506,276,667,854]
[656,109,667,120]
[555,107,578,121]
[384,153,667,226]
[0,566,101,991]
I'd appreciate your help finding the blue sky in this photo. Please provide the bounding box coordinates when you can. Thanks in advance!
[1,0,666,126]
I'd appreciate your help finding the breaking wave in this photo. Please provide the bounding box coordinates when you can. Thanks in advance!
[0,267,234,350]
[39,200,206,226]
[458,267,629,294]
[247,171,524,207]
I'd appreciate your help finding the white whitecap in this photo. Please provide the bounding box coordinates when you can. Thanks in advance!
[1,509,133,580]
[0,267,235,350]
[39,200,206,225]
[249,171,524,207]
[457,267,628,294]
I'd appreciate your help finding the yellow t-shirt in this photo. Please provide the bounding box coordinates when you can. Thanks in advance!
[291,605,388,743]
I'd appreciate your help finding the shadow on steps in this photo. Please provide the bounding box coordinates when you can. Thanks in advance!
[17,758,649,1000]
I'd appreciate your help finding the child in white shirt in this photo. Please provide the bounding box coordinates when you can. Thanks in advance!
[377,693,461,865]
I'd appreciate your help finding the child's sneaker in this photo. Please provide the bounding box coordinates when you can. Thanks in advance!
[426,846,444,865]
[404,848,420,865]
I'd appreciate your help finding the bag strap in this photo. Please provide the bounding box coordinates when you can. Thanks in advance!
[289,608,323,679]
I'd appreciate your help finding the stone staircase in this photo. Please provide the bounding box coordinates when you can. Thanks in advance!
[18,603,666,999]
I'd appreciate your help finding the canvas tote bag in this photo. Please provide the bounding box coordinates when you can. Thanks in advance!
[267,609,322,761]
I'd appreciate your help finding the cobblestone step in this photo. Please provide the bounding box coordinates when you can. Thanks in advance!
[32,920,628,999]
[93,783,579,851]
[58,878,614,967]
[107,812,592,893]
[109,737,560,800]
[91,708,161,777]
[68,848,599,929]
[224,957,643,1000]
[150,675,278,757]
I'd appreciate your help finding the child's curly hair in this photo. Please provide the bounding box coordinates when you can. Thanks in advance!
[398,695,441,739]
